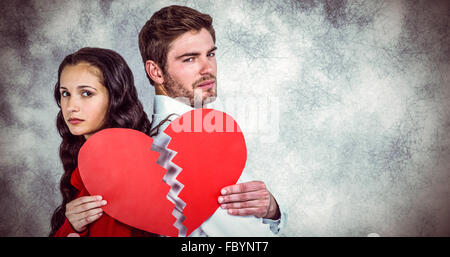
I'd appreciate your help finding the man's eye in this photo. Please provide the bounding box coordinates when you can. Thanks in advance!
[208,52,215,57]
[81,91,93,97]
[183,57,194,63]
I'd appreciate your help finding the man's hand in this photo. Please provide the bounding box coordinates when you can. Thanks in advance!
[218,181,281,220]
[65,195,106,233]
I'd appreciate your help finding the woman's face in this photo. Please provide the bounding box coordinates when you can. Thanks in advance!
[59,62,109,139]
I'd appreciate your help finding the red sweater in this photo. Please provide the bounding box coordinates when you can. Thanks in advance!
[53,167,157,237]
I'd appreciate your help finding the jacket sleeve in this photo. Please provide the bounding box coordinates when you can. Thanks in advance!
[192,172,287,237]
[53,218,89,237]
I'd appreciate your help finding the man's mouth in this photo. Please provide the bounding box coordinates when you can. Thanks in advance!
[196,80,215,90]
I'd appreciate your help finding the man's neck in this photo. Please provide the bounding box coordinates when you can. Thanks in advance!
[155,84,168,96]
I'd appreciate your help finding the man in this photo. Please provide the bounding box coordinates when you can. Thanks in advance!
[139,5,286,236]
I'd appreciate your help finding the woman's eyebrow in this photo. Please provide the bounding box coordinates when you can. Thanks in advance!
[77,85,98,91]
[59,85,98,91]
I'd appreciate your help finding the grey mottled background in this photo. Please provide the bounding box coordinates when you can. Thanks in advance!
[1,0,449,236]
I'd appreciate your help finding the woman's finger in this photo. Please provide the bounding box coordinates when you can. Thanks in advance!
[76,207,104,220]
[73,212,103,231]
[66,195,102,209]
[69,200,107,215]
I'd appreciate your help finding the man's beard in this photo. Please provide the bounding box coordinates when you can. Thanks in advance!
[163,73,217,107]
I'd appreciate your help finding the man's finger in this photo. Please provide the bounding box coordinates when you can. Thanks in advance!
[220,181,266,195]
[218,190,269,203]
[226,207,267,217]
[220,199,266,210]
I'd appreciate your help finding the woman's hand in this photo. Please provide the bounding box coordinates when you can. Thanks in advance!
[65,195,107,233]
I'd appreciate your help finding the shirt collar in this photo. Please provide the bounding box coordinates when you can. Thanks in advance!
[153,94,218,116]
[153,95,193,116]
[151,95,219,132]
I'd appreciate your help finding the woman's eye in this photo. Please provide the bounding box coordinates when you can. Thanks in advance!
[81,91,93,97]
[61,91,69,97]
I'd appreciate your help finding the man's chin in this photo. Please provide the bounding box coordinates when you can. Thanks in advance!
[203,95,216,105]
[190,96,216,108]
[202,88,217,104]
[191,88,216,106]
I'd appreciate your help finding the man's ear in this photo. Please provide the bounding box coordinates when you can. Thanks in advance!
[145,60,164,85]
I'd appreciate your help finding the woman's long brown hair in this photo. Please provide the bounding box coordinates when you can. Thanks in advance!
[49,47,154,236]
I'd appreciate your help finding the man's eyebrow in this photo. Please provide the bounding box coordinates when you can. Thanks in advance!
[175,46,218,60]
[208,46,217,53]
[176,52,200,60]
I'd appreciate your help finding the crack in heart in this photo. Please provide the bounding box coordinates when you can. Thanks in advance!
[151,131,187,237]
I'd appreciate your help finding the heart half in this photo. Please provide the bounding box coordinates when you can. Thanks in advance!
[164,108,247,236]
[78,128,179,236]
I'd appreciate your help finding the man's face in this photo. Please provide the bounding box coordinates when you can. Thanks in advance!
[163,28,217,107]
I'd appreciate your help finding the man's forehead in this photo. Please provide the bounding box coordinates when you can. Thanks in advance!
[167,28,215,57]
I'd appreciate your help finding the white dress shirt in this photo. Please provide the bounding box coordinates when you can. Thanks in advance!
[151,95,287,237]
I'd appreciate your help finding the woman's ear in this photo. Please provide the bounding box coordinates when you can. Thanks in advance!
[145,60,164,85]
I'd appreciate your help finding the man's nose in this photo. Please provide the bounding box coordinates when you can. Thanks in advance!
[199,57,213,75]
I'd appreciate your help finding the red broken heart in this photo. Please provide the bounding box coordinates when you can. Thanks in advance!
[78,109,247,237]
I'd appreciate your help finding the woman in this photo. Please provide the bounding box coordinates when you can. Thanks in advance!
[49,47,157,236]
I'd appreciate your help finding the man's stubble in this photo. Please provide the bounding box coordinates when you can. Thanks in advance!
[163,72,217,107]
